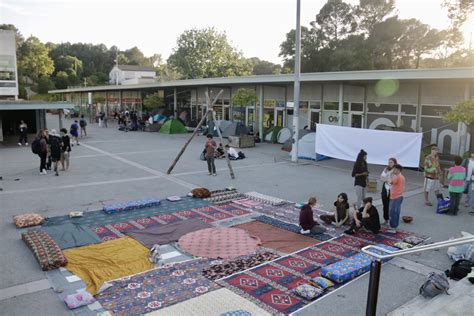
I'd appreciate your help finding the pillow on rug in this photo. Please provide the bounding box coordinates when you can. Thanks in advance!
[166,196,182,202]
[291,284,322,300]
[394,241,413,250]
[403,235,424,246]
[191,188,211,198]
[309,276,335,290]
[64,290,96,309]
[22,230,67,271]
[13,213,45,228]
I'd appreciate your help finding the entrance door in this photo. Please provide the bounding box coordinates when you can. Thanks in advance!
[350,113,363,128]
[275,109,285,127]
[309,110,320,131]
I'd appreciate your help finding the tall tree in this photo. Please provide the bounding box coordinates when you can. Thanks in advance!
[17,36,54,81]
[123,47,153,66]
[167,27,252,79]
[356,0,395,34]
[444,0,474,28]
[247,57,281,75]
[313,0,357,45]
[55,55,83,76]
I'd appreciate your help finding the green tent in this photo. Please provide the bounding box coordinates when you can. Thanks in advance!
[159,119,187,134]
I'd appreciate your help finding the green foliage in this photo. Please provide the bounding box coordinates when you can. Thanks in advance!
[167,27,252,79]
[37,76,56,94]
[17,36,54,80]
[53,71,70,89]
[314,0,356,45]
[443,99,474,125]
[444,0,474,28]
[231,88,257,123]
[143,92,165,112]
[93,96,106,104]
[247,57,280,75]
[55,55,83,76]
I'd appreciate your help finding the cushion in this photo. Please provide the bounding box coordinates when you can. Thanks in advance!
[64,290,96,309]
[22,230,68,271]
[191,188,211,198]
[103,198,161,214]
[13,213,44,228]
[220,311,252,316]
[394,241,413,250]
[321,244,397,284]
[291,284,322,300]
[309,276,334,290]
[166,196,182,202]
[403,235,424,246]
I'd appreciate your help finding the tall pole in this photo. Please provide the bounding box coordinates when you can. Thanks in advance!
[291,0,301,162]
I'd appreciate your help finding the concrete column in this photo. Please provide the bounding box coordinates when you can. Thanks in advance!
[58,110,63,129]
[416,82,422,132]
[363,85,367,129]
[259,85,264,141]
[338,83,344,126]
[174,88,178,118]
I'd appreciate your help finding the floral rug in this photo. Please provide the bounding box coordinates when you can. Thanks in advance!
[96,258,221,316]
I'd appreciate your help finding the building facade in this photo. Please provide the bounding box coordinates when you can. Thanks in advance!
[109,65,156,85]
[51,67,474,155]
[0,30,19,100]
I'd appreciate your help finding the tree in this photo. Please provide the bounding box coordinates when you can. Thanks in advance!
[444,0,474,28]
[143,92,165,112]
[37,76,56,94]
[123,47,153,67]
[168,27,252,79]
[443,99,474,154]
[279,26,321,72]
[53,71,70,89]
[247,58,281,75]
[55,55,83,76]
[356,0,395,34]
[17,36,54,81]
[231,88,257,124]
[156,64,183,81]
[313,0,357,45]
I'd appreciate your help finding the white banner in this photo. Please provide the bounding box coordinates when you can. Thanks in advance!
[315,124,423,167]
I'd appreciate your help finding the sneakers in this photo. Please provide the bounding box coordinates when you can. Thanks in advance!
[40,169,47,175]
[382,220,389,226]
[212,173,217,176]
[55,171,59,176]
[208,172,212,175]
[385,228,397,233]
[25,143,28,146]
[18,142,22,146]
[300,229,310,234]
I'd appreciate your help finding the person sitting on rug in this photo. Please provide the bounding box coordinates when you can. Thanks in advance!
[320,193,350,227]
[299,197,327,235]
[344,197,381,235]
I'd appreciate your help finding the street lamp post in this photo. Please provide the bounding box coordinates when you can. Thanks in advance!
[291,0,302,162]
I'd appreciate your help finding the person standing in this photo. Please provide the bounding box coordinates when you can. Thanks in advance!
[18,120,28,146]
[380,158,397,225]
[352,149,369,208]
[70,120,80,145]
[299,197,327,234]
[344,197,380,235]
[49,129,62,176]
[60,128,71,171]
[423,145,441,206]
[205,134,217,176]
[79,115,87,137]
[463,152,474,207]
[33,130,48,175]
[44,129,52,170]
[387,164,405,232]
[447,156,466,215]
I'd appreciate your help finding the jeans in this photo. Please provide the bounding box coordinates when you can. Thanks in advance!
[449,192,462,215]
[381,185,390,221]
[310,225,326,234]
[355,185,366,208]
[389,196,404,229]
[38,152,47,172]
[206,156,216,174]
[465,180,472,205]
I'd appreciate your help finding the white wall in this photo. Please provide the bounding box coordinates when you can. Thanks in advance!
[0,30,19,98]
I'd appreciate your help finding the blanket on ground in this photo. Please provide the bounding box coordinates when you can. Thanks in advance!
[234,221,320,254]
[37,223,101,250]
[127,218,212,248]
[63,237,152,295]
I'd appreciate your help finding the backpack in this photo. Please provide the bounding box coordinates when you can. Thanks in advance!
[31,139,41,154]
[445,259,474,281]
[419,272,449,298]
[79,119,87,127]
[50,136,61,155]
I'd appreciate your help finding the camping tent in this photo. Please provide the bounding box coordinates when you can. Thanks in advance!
[281,129,310,152]
[297,132,316,160]
[264,126,283,143]
[153,114,167,123]
[159,119,187,134]
[276,128,291,144]
[221,122,237,137]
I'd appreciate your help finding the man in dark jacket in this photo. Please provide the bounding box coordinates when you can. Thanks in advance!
[299,197,327,234]
[49,129,62,176]
[345,197,381,235]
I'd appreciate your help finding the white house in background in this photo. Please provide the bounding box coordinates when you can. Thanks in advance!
[109,65,156,85]
[0,30,19,100]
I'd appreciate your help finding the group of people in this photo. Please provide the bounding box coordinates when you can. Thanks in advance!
[32,128,71,175]
[202,134,246,176]
[299,149,406,236]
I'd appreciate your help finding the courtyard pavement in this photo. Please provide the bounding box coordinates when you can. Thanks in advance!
[0,114,472,315]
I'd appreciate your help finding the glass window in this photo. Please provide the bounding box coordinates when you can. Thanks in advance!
[0,55,15,68]
[0,70,15,80]
[351,102,363,112]
[367,103,398,113]
[309,101,321,109]
[324,101,338,110]
[300,101,309,113]
[402,104,417,115]
[421,105,451,117]
[264,99,276,108]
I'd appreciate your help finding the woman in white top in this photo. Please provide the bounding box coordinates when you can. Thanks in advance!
[380,157,397,225]
[464,152,474,207]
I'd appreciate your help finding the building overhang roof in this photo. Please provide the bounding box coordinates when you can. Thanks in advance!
[49,67,474,94]
[0,101,74,110]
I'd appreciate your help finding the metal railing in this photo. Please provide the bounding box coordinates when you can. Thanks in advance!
[361,235,474,316]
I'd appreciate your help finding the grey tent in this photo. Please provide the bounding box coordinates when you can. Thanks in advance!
[281,129,310,152]
[235,124,249,136]
[221,122,237,137]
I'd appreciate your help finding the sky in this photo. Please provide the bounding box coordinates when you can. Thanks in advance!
[0,0,471,64]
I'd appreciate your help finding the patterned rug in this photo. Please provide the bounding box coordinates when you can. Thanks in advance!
[42,197,212,227]
[178,227,261,259]
[147,288,271,316]
[202,251,281,281]
[254,215,334,241]
[93,204,254,242]
[96,258,221,316]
